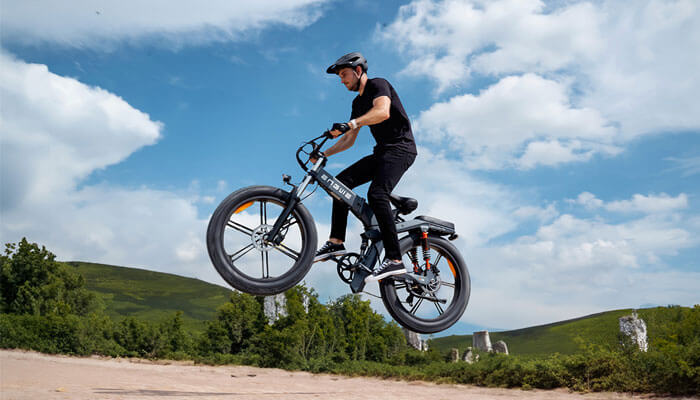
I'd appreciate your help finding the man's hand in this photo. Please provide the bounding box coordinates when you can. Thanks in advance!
[310,149,325,164]
[330,122,351,138]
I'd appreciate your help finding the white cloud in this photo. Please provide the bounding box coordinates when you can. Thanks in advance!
[569,192,604,210]
[380,0,700,168]
[1,0,328,48]
[570,192,689,214]
[470,210,699,328]
[395,147,523,246]
[512,204,558,222]
[0,51,162,211]
[606,193,689,214]
[413,74,618,169]
[380,0,601,91]
[665,156,700,177]
[0,53,220,283]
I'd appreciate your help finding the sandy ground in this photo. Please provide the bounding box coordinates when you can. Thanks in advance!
[0,350,695,400]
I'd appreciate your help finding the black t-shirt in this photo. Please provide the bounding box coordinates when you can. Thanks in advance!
[351,78,417,154]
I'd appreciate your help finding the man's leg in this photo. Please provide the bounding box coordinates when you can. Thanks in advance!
[315,154,375,262]
[366,149,416,261]
[364,150,416,281]
[328,154,375,243]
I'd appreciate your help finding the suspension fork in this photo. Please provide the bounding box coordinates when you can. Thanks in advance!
[266,158,323,245]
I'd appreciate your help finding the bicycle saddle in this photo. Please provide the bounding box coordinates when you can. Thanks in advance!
[389,194,418,215]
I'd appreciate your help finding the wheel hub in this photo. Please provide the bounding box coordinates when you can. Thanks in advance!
[423,269,442,292]
[426,275,441,292]
[251,224,274,251]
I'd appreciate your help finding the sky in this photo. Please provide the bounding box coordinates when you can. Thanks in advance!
[1,0,699,334]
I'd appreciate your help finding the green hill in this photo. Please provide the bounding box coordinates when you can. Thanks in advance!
[65,261,233,332]
[429,307,676,356]
[65,261,689,357]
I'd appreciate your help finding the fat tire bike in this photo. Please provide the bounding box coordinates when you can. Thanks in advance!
[207,131,470,333]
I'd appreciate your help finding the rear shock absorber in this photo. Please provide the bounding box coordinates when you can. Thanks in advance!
[408,247,420,273]
[421,230,431,272]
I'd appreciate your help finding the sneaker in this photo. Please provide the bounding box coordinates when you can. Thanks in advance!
[365,259,407,283]
[314,241,346,263]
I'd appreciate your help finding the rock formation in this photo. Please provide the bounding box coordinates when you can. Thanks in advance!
[450,348,460,362]
[263,293,288,325]
[402,328,428,351]
[492,340,509,355]
[473,330,492,352]
[462,347,479,363]
[619,312,648,352]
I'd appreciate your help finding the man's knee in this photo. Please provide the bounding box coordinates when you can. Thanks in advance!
[367,188,390,206]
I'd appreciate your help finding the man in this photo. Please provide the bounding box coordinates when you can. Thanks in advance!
[313,52,418,283]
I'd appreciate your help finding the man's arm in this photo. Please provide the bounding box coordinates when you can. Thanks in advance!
[313,95,391,162]
[353,96,390,128]
[310,128,359,163]
[324,128,359,157]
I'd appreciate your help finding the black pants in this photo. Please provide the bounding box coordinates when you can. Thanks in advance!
[330,149,416,260]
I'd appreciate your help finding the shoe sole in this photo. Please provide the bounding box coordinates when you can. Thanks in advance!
[313,250,347,263]
[364,268,406,283]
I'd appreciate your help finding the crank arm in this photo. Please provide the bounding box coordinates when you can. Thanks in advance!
[393,273,431,286]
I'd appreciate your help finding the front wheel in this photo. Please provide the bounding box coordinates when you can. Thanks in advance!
[380,234,470,334]
[206,185,317,295]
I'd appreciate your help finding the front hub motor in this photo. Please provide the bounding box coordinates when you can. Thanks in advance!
[251,224,274,251]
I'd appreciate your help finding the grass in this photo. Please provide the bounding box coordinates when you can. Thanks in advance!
[429,308,659,356]
[65,261,233,332]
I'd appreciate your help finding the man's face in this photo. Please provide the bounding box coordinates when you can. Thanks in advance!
[338,67,360,91]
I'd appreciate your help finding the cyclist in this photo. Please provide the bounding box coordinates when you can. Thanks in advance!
[312,52,418,283]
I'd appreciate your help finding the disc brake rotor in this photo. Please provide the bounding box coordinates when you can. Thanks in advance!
[251,224,274,251]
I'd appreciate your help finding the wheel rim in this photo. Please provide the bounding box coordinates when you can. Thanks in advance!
[389,242,461,322]
[221,196,305,281]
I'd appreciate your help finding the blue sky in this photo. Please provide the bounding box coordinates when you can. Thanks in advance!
[1,0,698,333]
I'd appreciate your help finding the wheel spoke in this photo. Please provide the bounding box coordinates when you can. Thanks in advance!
[261,250,270,278]
[230,244,255,262]
[227,219,254,235]
[441,282,456,289]
[433,253,443,268]
[281,217,297,230]
[434,300,444,315]
[409,297,424,315]
[273,243,299,260]
[260,201,267,225]
[393,283,407,291]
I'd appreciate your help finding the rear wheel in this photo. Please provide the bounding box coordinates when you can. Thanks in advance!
[379,234,470,334]
[206,185,317,295]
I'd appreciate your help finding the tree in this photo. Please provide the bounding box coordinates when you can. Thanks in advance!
[201,291,262,354]
[1,238,95,316]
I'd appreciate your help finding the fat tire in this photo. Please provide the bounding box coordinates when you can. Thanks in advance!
[379,235,470,334]
[206,185,317,295]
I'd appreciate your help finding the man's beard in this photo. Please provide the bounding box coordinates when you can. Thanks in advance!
[350,80,360,91]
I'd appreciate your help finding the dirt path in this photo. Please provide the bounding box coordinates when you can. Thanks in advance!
[0,350,693,400]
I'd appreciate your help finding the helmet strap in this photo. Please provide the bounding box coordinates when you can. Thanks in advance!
[352,67,363,91]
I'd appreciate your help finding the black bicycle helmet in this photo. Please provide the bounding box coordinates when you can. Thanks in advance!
[326,52,368,74]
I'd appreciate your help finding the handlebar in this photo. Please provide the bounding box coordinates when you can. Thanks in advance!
[295,130,344,172]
